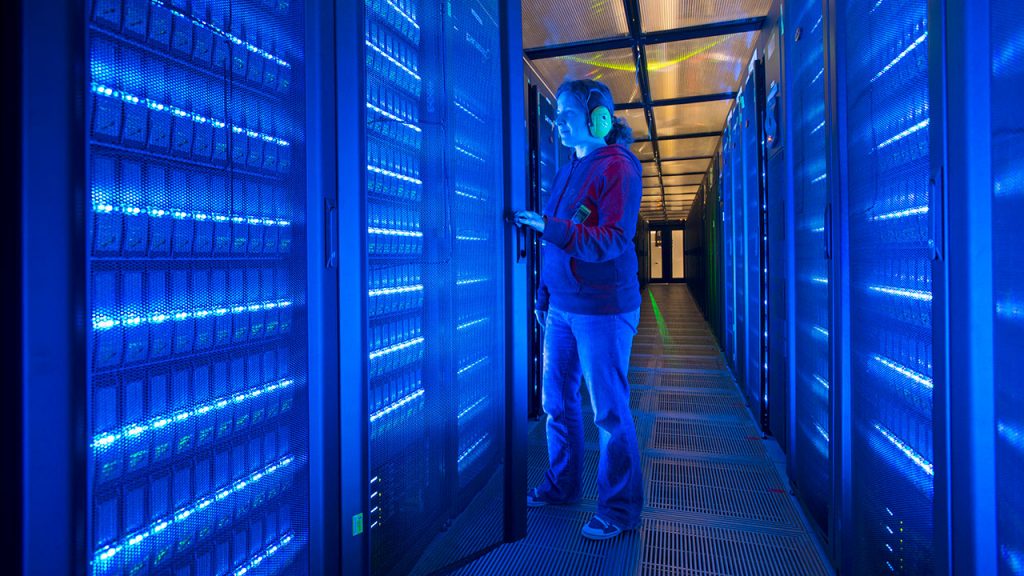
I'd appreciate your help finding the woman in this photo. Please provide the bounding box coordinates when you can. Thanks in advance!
[513,78,643,541]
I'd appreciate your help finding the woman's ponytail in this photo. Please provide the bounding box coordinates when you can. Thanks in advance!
[605,116,634,145]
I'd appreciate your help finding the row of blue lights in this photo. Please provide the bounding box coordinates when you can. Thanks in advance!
[384,0,421,29]
[368,284,423,297]
[873,354,933,389]
[457,356,488,376]
[368,336,424,360]
[871,32,927,83]
[867,285,932,302]
[456,317,488,331]
[453,100,484,123]
[456,277,489,286]
[997,421,1024,454]
[365,40,421,81]
[92,454,295,567]
[871,205,928,221]
[92,377,296,450]
[151,0,291,68]
[234,532,295,576]
[457,433,489,464]
[877,118,930,150]
[454,145,485,163]
[367,164,423,185]
[874,422,934,477]
[366,102,422,133]
[456,234,487,241]
[995,298,1024,323]
[90,83,290,147]
[455,189,486,201]
[93,200,291,228]
[93,299,294,332]
[458,396,487,420]
[367,226,423,238]
[370,388,424,422]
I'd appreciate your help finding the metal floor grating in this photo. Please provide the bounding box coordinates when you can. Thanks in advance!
[639,519,832,576]
[645,458,803,530]
[430,286,833,575]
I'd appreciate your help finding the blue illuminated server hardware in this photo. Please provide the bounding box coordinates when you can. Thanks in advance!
[86,0,310,574]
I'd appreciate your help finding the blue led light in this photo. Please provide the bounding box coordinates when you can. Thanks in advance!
[368,284,423,297]
[810,276,828,285]
[1002,545,1024,574]
[456,234,487,241]
[457,356,488,375]
[996,298,1024,324]
[816,423,829,443]
[234,532,296,576]
[90,83,290,147]
[994,164,1024,197]
[92,378,297,450]
[867,285,932,301]
[92,200,290,228]
[455,146,485,162]
[385,0,421,29]
[455,189,485,201]
[368,336,425,360]
[813,374,830,391]
[150,0,291,67]
[812,325,829,339]
[366,102,423,133]
[367,164,423,185]
[876,119,930,150]
[874,423,934,477]
[458,396,487,419]
[92,455,296,568]
[92,299,293,332]
[871,32,927,83]
[453,100,484,123]
[998,421,1024,453]
[458,433,489,464]
[811,120,825,135]
[811,68,824,84]
[370,388,425,422]
[873,354,933,389]
[456,317,488,331]
[811,173,826,184]
[365,40,421,81]
[456,278,489,286]
[871,205,928,221]
[367,226,423,238]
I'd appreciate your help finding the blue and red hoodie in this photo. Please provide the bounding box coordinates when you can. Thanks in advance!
[537,144,643,316]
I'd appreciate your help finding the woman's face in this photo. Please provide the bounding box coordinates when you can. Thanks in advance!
[555,92,595,148]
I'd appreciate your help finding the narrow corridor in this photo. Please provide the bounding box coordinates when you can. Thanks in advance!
[450,285,833,575]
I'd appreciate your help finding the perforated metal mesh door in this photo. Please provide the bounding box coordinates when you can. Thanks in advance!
[87,1,309,574]
[992,0,1024,572]
[363,0,507,573]
[842,0,934,572]
[787,0,831,537]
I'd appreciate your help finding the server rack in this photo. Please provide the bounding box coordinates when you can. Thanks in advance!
[786,0,832,543]
[835,0,936,572]
[722,112,739,370]
[83,1,314,574]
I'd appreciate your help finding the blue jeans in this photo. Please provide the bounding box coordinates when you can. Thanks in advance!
[536,306,643,529]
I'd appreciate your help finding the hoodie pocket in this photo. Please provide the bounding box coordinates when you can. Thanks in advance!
[571,258,619,292]
[542,246,579,292]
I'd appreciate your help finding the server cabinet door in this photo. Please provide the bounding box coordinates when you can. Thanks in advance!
[361,0,512,573]
[839,0,935,572]
[86,1,312,575]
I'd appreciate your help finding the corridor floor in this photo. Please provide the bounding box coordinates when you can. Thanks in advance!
[427,284,834,575]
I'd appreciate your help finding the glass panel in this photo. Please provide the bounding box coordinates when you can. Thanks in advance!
[650,231,664,278]
[671,230,685,278]
[664,185,701,195]
[638,0,773,32]
[843,0,933,572]
[654,101,734,137]
[787,0,831,536]
[642,163,660,177]
[642,176,662,188]
[992,0,1024,573]
[364,0,508,573]
[646,33,758,101]
[741,71,762,415]
[662,174,705,186]
[522,0,629,48]
[87,1,309,574]
[658,137,720,159]
[661,158,712,174]
[632,142,656,161]
[618,108,650,140]
[531,48,642,103]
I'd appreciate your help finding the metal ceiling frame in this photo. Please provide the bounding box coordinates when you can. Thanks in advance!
[524,8,765,219]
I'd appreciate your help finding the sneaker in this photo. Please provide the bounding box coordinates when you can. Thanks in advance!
[580,516,622,541]
[526,488,549,508]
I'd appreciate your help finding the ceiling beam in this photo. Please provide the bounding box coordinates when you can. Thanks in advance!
[641,155,714,163]
[523,17,765,60]
[635,131,721,142]
[615,92,738,110]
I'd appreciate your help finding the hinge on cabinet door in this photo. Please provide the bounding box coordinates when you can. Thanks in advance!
[930,166,945,261]
[823,203,833,260]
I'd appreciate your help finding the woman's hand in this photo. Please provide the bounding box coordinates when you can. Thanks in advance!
[514,210,546,234]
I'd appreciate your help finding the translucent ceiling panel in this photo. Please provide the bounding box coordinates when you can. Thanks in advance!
[646,33,757,100]
[531,49,642,103]
[665,185,701,195]
[522,0,629,48]
[618,108,650,139]
[658,137,720,158]
[662,174,704,186]
[661,158,712,174]
[632,142,656,161]
[642,176,662,188]
[639,0,773,31]
[654,100,734,136]
[642,163,660,176]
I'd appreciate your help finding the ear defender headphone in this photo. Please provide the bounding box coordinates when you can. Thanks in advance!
[585,88,614,140]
